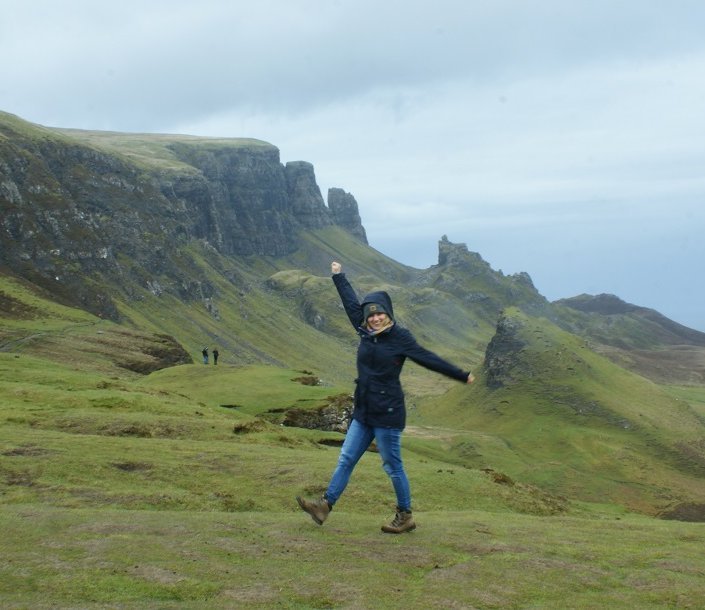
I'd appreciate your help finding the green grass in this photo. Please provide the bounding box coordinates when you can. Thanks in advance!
[1,505,704,609]
[3,327,705,609]
[57,130,275,172]
[664,384,705,418]
[0,110,276,174]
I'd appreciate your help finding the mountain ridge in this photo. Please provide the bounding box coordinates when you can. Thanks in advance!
[2,109,704,384]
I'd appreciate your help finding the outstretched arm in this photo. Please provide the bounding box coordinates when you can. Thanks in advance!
[399,328,474,383]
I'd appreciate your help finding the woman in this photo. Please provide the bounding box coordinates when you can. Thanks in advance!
[297,261,474,533]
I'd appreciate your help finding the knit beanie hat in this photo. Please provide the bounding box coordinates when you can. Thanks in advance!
[363,302,388,319]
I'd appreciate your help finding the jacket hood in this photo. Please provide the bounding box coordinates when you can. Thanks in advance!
[361,290,394,321]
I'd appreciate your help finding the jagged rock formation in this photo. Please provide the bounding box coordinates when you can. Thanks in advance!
[483,312,529,388]
[437,235,488,269]
[416,235,549,323]
[285,161,332,231]
[437,236,539,294]
[327,188,367,244]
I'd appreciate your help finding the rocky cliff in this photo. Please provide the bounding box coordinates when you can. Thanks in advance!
[0,112,367,318]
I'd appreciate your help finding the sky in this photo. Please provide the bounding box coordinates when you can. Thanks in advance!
[2,1,704,331]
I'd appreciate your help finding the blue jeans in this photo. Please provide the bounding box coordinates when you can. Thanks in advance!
[325,418,411,511]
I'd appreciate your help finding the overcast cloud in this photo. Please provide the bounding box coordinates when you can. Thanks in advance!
[2,0,704,330]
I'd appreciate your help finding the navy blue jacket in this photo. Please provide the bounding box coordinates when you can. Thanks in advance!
[333,273,470,429]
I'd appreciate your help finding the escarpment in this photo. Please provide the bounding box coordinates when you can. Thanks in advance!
[0,112,367,318]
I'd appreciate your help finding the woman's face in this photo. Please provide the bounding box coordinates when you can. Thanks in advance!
[366,311,389,331]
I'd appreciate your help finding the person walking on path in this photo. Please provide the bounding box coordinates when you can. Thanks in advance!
[212,348,219,365]
[296,261,474,533]
[201,347,209,365]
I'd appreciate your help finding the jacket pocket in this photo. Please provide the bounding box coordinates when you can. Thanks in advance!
[365,380,404,415]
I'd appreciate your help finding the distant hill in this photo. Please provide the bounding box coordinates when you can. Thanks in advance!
[552,294,705,384]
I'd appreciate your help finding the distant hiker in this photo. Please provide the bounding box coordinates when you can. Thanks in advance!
[202,347,209,365]
[297,261,475,534]
[213,348,219,365]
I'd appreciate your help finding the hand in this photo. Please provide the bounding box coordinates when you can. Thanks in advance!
[466,373,475,384]
[331,261,342,274]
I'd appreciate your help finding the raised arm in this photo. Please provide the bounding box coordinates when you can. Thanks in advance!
[331,261,364,330]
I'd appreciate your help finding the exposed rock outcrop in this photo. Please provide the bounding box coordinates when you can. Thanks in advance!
[416,236,549,323]
[328,188,368,244]
[658,502,705,523]
[437,235,490,270]
[285,161,332,230]
[282,394,352,433]
[483,312,528,389]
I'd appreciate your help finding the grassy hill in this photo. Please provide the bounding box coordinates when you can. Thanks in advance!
[3,276,705,607]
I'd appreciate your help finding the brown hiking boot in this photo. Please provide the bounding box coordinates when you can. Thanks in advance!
[381,507,416,533]
[296,495,331,525]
